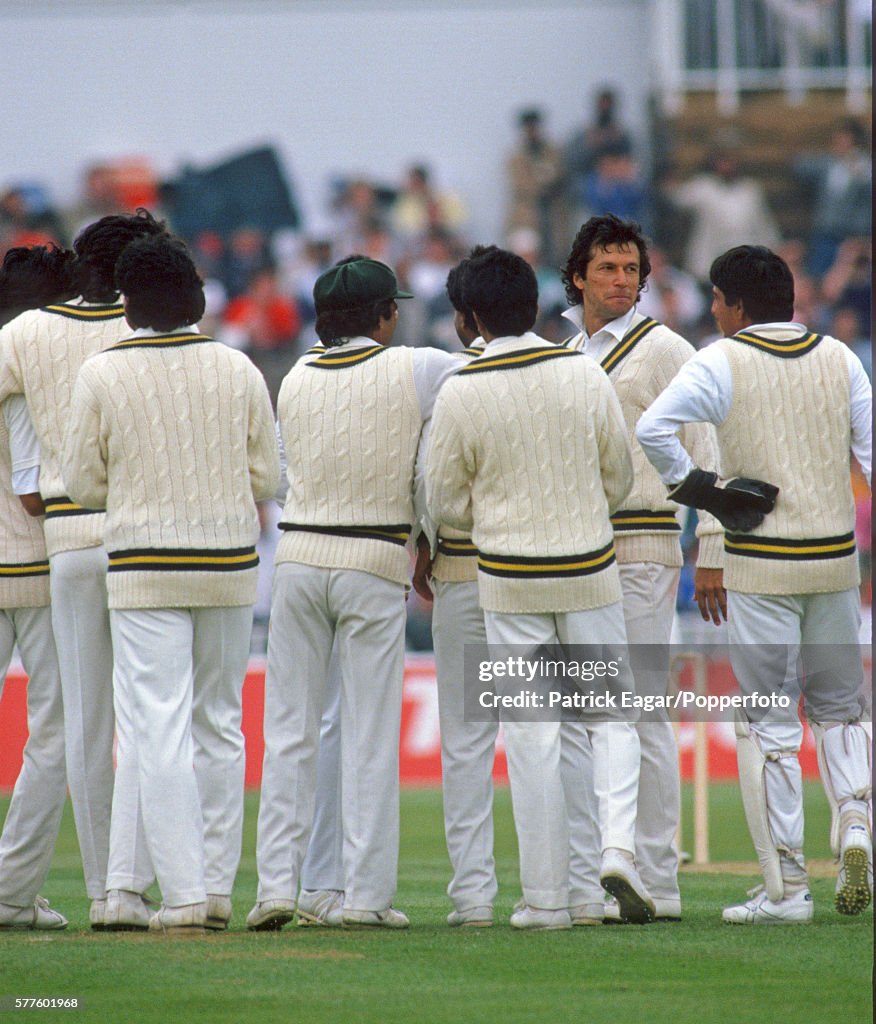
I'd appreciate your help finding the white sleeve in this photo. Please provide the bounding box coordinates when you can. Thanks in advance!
[2,395,41,494]
[846,347,872,485]
[412,418,438,552]
[274,418,289,505]
[636,345,733,486]
[412,348,461,420]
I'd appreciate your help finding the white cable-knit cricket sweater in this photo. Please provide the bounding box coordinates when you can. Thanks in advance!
[566,313,724,569]
[426,333,633,614]
[275,340,423,586]
[62,329,279,609]
[0,300,132,556]
[715,327,858,595]
[0,412,50,609]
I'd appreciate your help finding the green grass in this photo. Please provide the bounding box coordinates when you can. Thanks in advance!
[0,784,870,1024]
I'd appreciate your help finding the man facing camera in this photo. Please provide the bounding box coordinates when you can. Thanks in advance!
[427,247,653,929]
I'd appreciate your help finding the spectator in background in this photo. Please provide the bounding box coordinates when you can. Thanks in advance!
[830,305,871,381]
[822,237,871,332]
[662,149,780,286]
[277,234,335,328]
[793,120,872,276]
[506,108,568,267]
[0,187,64,254]
[222,227,270,300]
[506,227,567,342]
[583,143,650,235]
[62,164,121,244]
[636,245,706,340]
[330,178,386,256]
[219,265,301,406]
[390,165,466,255]
[566,87,633,224]
[404,227,459,349]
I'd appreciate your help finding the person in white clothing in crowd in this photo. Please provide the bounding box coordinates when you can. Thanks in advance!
[64,234,278,934]
[637,244,872,924]
[427,246,654,930]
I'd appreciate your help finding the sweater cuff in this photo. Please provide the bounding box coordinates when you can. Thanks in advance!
[695,532,725,570]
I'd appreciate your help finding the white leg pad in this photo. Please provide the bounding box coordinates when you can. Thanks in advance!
[810,723,841,857]
[735,717,785,903]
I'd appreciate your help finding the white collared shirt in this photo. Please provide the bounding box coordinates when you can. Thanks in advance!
[561,304,638,362]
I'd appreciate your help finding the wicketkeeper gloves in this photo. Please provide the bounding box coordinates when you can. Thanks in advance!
[668,468,779,532]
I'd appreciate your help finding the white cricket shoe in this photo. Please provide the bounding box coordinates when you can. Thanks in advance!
[246,898,296,931]
[599,849,655,924]
[342,907,410,929]
[297,889,343,927]
[722,886,813,925]
[104,889,153,931]
[604,896,681,923]
[0,896,68,931]
[89,897,107,931]
[206,894,233,931]
[447,905,493,928]
[835,824,873,916]
[148,902,207,935]
[569,902,604,926]
[510,905,572,931]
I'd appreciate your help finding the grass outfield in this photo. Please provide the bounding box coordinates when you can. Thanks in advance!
[1,782,871,1024]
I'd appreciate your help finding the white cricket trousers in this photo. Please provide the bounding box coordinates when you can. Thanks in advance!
[49,546,116,899]
[108,606,253,906]
[0,607,67,905]
[484,602,641,910]
[256,564,406,912]
[299,648,344,892]
[432,579,498,912]
[728,588,870,867]
[565,563,681,903]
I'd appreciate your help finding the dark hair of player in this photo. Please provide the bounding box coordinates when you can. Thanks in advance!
[115,234,206,332]
[445,244,500,335]
[0,245,77,327]
[462,247,538,338]
[709,245,795,324]
[73,208,167,303]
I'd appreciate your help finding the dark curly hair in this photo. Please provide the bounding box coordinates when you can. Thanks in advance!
[0,245,78,326]
[115,235,205,332]
[561,214,651,306]
[445,244,500,336]
[73,208,167,302]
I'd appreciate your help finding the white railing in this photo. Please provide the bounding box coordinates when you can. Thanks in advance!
[654,0,871,113]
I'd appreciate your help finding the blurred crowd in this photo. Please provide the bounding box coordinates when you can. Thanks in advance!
[1,88,870,640]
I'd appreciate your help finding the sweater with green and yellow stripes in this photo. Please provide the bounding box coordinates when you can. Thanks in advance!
[426,333,633,614]
[0,406,49,608]
[0,300,132,556]
[715,328,858,594]
[565,312,724,569]
[62,328,279,609]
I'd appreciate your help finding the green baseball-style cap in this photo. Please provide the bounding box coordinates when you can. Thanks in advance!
[313,257,413,312]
